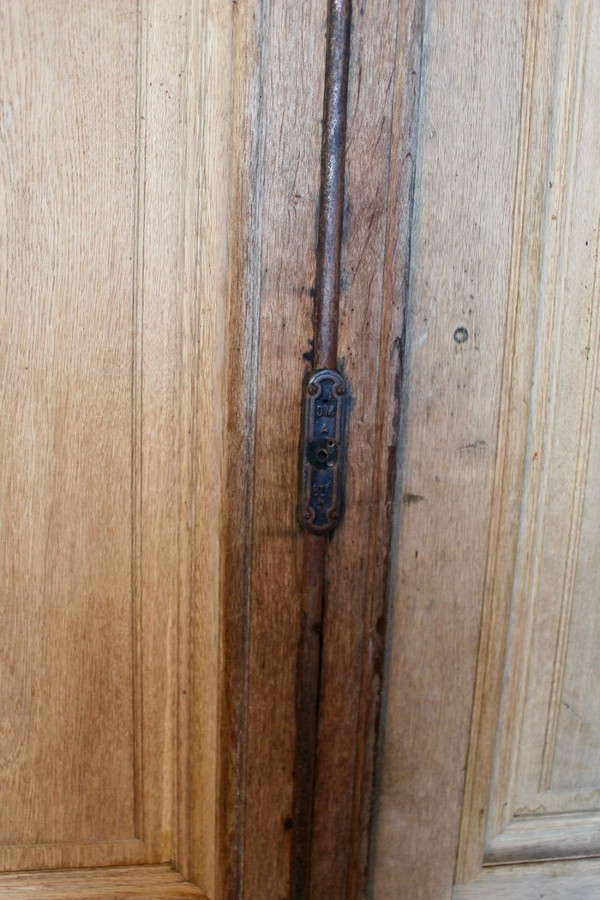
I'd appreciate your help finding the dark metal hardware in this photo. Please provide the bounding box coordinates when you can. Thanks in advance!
[299,369,347,533]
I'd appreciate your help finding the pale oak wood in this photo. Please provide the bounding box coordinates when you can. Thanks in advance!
[0,866,205,899]
[1,0,159,868]
[455,0,564,880]
[374,0,600,897]
[372,0,528,896]
[175,0,232,893]
[456,0,600,885]
[0,0,230,890]
[484,812,600,865]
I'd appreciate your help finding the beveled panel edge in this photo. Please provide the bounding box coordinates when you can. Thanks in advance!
[484,811,600,866]
[456,0,599,882]
[454,0,555,882]
[454,858,600,900]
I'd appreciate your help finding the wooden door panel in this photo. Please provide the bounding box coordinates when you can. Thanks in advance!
[371,0,528,895]
[373,0,600,897]
[0,0,227,889]
[1,0,159,869]
[457,0,600,883]
[0,0,417,895]
[454,860,600,900]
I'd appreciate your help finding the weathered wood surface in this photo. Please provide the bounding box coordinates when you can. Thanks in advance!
[226,2,426,897]
[374,0,600,898]
[373,1,528,896]
[0,0,427,896]
[0,0,185,871]
[453,860,600,900]
[310,0,424,896]
[457,0,600,889]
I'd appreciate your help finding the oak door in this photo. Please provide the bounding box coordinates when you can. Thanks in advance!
[0,1,409,897]
[0,1,233,896]
[374,1,600,898]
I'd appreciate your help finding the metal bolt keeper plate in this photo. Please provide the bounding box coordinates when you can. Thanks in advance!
[298,369,347,533]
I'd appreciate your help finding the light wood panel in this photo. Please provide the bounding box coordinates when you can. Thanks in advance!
[372,0,528,896]
[0,0,138,851]
[456,0,600,884]
[0,0,229,887]
[175,0,231,893]
[374,0,600,897]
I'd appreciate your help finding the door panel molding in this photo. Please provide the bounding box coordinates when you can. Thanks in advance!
[458,0,600,886]
[372,0,530,895]
[0,0,230,892]
[374,0,600,897]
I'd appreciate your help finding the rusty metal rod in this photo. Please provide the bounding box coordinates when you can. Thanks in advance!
[291,1,352,897]
[314,0,351,372]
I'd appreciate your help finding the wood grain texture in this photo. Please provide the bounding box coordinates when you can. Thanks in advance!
[175,0,232,894]
[372,1,528,896]
[347,1,424,892]
[0,866,206,899]
[0,0,472,894]
[0,0,230,886]
[309,0,424,896]
[240,2,325,896]
[453,859,600,900]
[0,0,139,853]
[486,0,600,842]
[455,0,600,886]
[452,0,558,881]
[135,0,186,867]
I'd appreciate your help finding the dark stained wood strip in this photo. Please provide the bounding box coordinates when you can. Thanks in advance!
[309,1,425,896]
